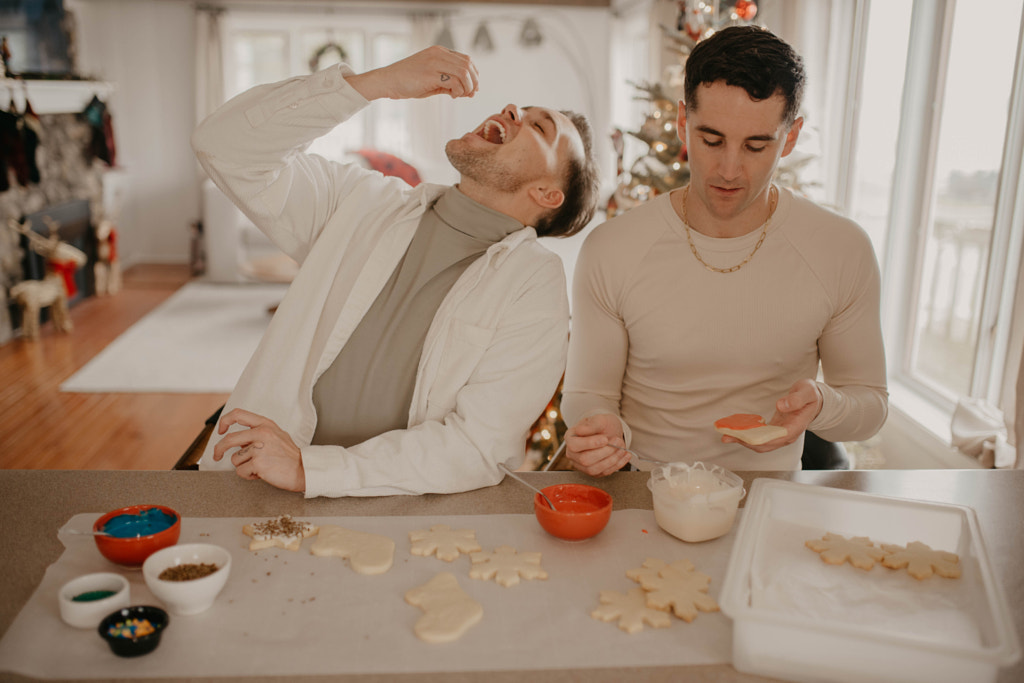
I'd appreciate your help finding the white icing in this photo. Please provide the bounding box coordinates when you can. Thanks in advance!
[648,464,744,543]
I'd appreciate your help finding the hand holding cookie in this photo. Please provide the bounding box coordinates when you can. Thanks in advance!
[714,414,787,446]
[716,380,823,452]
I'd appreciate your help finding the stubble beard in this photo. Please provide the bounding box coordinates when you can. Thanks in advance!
[445,139,526,194]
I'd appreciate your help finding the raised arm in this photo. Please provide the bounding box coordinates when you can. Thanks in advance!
[347,45,478,101]
[191,47,478,263]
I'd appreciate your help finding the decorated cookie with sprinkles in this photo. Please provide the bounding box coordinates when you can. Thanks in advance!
[243,514,318,551]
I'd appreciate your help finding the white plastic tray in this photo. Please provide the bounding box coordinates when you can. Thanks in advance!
[719,479,1020,683]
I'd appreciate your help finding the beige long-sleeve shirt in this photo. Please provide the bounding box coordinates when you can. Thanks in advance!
[561,187,888,470]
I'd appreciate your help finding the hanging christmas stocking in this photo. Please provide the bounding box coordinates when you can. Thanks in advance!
[20,99,42,184]
[0,106,27,188]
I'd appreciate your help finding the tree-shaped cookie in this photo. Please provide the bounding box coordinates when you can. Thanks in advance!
[627,559,719,622]
[409,524,482,562]
[880,541,961,580]
[805,532,886,570]
[591,587,672,633]
[469,545,548,587]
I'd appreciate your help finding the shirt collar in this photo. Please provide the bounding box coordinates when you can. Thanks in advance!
[433,186,524,244]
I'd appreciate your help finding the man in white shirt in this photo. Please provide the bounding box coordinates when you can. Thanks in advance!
[191,46,599,496]
[562,26,887,474]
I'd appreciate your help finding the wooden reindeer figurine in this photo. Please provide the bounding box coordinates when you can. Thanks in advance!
[7,218,87,340]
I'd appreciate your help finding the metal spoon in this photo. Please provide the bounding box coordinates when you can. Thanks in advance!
[62,529,112,537]
[614,445,668,467]
[498,463,557,510]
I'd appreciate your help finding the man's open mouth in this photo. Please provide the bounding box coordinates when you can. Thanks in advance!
[479,119,507,144]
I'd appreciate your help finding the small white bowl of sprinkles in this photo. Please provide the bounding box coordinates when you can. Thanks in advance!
[142,543,232,616]
[59,573,131,628]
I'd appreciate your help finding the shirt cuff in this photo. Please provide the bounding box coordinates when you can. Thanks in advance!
[301,445,357,498]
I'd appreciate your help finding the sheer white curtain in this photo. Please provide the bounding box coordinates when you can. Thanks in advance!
[405,13,458,184]
[1016,345,1024,468]
[195,6,225,127]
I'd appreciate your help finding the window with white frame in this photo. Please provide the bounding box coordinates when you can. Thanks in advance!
[220,11,412,162]
[839,0,1024,441]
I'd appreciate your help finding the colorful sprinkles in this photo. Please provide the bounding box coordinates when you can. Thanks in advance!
[107,618,156,639]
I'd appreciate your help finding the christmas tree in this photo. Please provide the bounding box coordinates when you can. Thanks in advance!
[607,0,763,217]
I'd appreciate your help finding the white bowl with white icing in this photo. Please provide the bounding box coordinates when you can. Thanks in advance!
[647,462,745,542]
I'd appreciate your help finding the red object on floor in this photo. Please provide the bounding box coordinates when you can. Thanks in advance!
[356,149,422,187]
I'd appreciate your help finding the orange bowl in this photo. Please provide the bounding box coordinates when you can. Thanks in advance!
[533,484,613,541]
[93,505,181,568]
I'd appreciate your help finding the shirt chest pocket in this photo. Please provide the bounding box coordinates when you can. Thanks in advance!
[424,319,496,421]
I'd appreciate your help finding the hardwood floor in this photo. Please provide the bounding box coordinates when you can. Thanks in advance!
[0,264,228,470]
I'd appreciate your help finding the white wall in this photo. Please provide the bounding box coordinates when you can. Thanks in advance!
[417,4,612,187]
[65,0,617,268]
[68,0,198,267]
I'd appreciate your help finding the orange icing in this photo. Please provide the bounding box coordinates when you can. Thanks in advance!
[714,413,767,430]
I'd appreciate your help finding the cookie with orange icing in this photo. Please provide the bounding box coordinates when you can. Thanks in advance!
[714,413,787,445]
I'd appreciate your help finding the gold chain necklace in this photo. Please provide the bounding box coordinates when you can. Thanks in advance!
[682,185,778,274]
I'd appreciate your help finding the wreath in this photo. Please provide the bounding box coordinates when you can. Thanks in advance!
[309,41,348,73]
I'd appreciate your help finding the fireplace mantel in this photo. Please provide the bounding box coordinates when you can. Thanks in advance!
[0,78,116,115]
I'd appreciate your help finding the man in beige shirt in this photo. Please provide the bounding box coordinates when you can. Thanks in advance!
[562,26,887,473]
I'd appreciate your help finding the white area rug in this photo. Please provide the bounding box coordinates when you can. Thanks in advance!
[61,282,287,393]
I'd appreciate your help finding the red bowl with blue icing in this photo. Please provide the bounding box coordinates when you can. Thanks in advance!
[93,505,181,568]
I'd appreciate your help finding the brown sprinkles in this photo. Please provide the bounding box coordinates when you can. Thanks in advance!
[158,562,220,581]
[251,515,311,538]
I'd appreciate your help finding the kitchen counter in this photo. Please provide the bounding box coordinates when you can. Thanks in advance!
[1,468,1021,682]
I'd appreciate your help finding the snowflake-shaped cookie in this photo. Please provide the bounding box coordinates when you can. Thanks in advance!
[626,558,697,586]
[805,532,886,570]
[409,524,482,562]
[627,559,718,622]
[880,541,961,580]
[591,587,672,634]
[469,545,548,587]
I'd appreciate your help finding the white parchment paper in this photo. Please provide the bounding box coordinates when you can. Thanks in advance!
[0,510,737,679]
[750,518,982,647]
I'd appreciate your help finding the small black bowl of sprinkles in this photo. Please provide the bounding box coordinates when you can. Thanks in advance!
[98,606,169,657]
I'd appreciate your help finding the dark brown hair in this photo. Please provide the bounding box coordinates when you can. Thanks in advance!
[533,110,600,239]
[684,26,806,126]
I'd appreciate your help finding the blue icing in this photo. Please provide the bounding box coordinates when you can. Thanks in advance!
[102,508,177,538]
